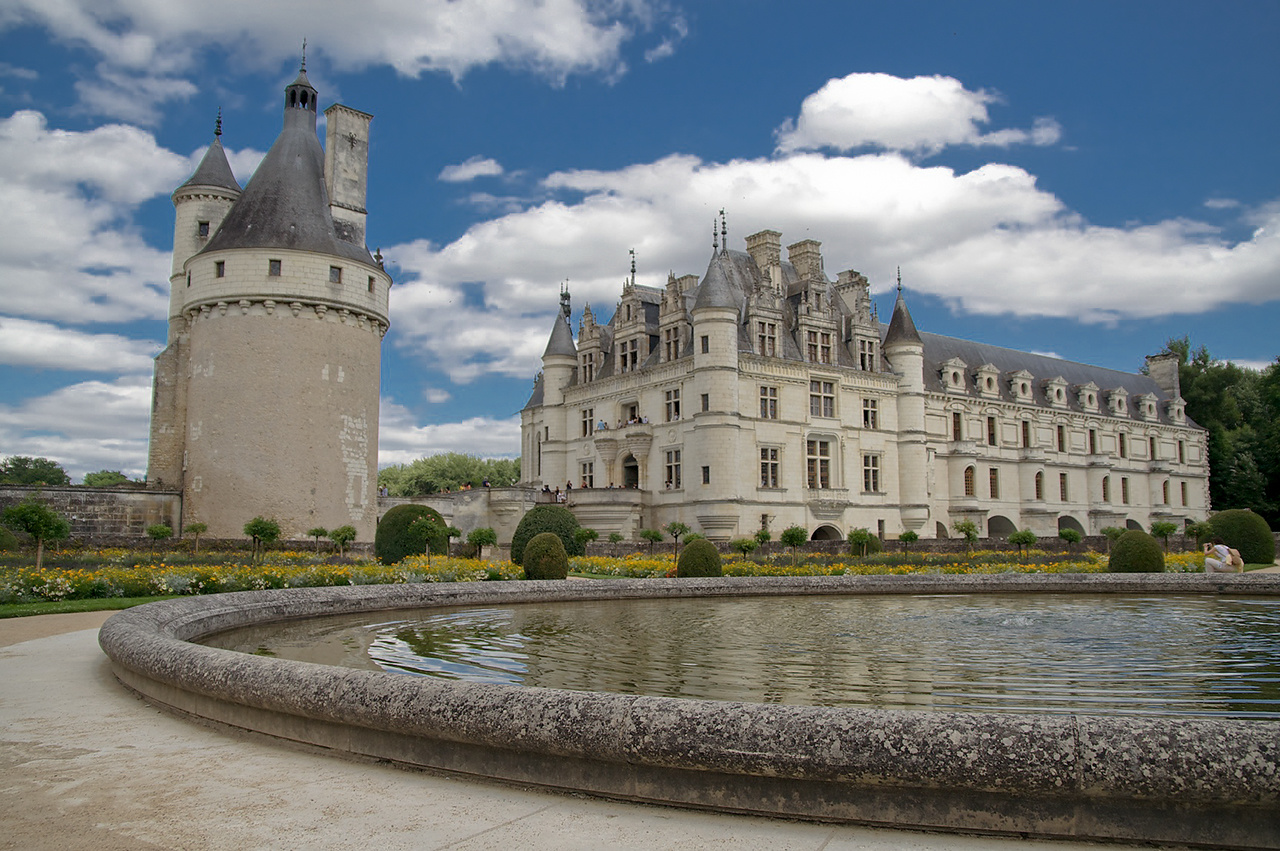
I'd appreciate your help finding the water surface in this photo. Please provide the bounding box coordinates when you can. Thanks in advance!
[205,594,1280,718]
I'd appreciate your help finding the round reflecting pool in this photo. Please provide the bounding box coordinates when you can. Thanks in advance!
[205,593,1280,718]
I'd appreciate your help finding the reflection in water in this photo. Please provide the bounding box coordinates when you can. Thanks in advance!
[204,594,1280,718]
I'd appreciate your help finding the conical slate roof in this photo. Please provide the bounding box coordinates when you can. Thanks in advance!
[201,86,371,264]
[883,291,922,349]
[178,137,240,193]
[692,250,741,310]
[542,311,577,358]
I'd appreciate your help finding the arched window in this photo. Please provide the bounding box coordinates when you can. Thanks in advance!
[1102,475,1110,502]
[1035,471,1044,500]
[963,466,976,497]
[1162,480,1170,504]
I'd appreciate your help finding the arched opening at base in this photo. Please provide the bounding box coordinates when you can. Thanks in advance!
[622,455,639,489]
[1058,515,1086,534]
[1126,518,1143,530]
[935,521,950,539]
[811,524,842,541]
[988,515,1017,538]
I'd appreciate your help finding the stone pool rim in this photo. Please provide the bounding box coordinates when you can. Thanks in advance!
[99,573,1280,849]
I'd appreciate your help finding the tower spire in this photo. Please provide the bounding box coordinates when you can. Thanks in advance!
[301,38,307,72]
[897,266,902,295]
[712,219,718,252]
[215,107,223,138]
[720,208,727,254]
[629,248,636,287]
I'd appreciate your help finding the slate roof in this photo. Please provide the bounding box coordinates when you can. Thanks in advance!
[200,90,372,265]
[883,292,922,348]
[543,311,577,358]
[178,137,240,194]
[915,330,1195,426]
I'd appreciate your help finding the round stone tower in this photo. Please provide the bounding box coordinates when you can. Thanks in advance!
[147,60,391,541]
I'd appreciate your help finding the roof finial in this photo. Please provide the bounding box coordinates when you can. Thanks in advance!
[214,107,222,138]
[896,266,902,295]
[560,280,571,317]
[720,208,727,254]
[712,219,718,252]
[629,248,636,287]
[301,38,307,72]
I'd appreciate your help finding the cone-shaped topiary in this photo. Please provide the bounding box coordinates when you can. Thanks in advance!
[1108,529,1165,573]
[1208,509,1275,566]
[375,504,447,565]
[677,538,722,577]
[510,505,582,565]
[522,531,568,579]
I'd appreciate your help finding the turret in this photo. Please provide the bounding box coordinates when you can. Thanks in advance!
[883,283,929,534]
[541,286,578,407]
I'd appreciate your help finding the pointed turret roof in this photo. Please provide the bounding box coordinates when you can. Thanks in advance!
[179,136,240,193]
[200,66,372,265]
[543,312,577,358]
[883,290,922,349]
[693,250,740,311]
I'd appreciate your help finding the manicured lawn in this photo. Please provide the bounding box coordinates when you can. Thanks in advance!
[0,595,178,619]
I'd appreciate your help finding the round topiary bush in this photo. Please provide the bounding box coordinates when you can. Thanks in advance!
[677,538,722,577]
[522,532,568,580]
[1108,529,1165,573]
[1208,509,1275,566]
[510,505,582,565]
[375,504,447,565]
[0,524,18,551]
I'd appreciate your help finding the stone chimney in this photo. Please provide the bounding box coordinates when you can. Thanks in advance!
[324,104,373,247]
[745,230,782,292]
[787,239,824,282]
[1145,352,1181,398]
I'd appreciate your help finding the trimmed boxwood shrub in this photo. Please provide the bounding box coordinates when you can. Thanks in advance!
[1208,509,1275,566]
[1108,529,1165,573]
[522,532,568,580]
[677,538,722,577]
[375,504,447,565]
[0,524,18,551]
[510,505,582,565]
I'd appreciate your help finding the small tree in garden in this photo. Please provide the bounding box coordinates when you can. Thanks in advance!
[951,520,979,552]
[574,527,599,550]
[731,538,758,557]
[407,516,444,565]
[1008,529,1037,556]
[754,527,772,547]
[2,498,70,569]
[308,527,329,551]
[1150,521,1178,551]
[467,527,498,560]
[184,521,207,554]
[146,523,172,541]
[779,525,808,566]
[847,527,875,557]
[1183,521,1213,546]
[607,532,623,543]
[243,516,280,563]
[1100,526,1125,553]
[444,525,462,556]
[1058,527,1082,551]
[899,530,919,552]
[328,525,357,557]
[664,521,691,559]
[639,528,663,552]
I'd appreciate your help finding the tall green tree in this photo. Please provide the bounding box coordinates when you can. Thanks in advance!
[83,470,130,487]
[2,498,70,568]
[377,454,520,496]
[0,456,70,486]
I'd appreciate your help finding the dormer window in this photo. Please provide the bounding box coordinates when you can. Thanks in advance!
[1044,377,1069,409]
[1008,370,1034,402]
[1109,388,1129,417]
[976,364,1000,399]
[1137,393,1159,421]
[1076,382,1099,412]
[941,357,967,394]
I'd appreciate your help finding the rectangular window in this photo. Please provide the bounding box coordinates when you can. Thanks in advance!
[1059,472,1069,501]
[665,388,681,422]
[859,339,876,371]
[820,332,832,364]
[806,331,818,362]
[663,327,681,361]
[197,221,209,238]
[581,462,594,488]
[863,454,881,493]
[1057,425,1066,452]
[1089,429,1098,455]
[757,321,777,356]
[1022,421,1031,448]
[1121,477,1130,504]
[665,449,682,489]
[863,398,878,429]
[952,412,963,441]
[759,386,778,419]
[619,338,639,373]
[989,467,1000,499]
[329,266,342,283]
[700,393,709,412]
[702,465,710,485]
[760,447,779,488]
[268,259,282,276]
[368,276,375,293]
[214,260,225,278]
[1181,481,1187,505]
[581,352,594,383]
[809,380,835,418]
[806,439,831,489]
[581,408,594,437]
[987,416,997,446]
[1150,436,1158,460]
[1119,433,1127,458]
[701,335,709,354]
[1178,441,1185,464]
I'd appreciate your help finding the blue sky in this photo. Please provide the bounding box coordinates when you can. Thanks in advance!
[0,0,1277,481]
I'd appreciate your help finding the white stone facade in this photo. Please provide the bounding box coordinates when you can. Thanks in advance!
[521,229,1207,541]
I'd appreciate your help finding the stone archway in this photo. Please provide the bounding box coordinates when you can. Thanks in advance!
[1126,518,1143,531]
[1058,515,1086,535]
[811,524,842,541]
[987,515,1017,538]
[622,454,639,489]
[935,521,949,539]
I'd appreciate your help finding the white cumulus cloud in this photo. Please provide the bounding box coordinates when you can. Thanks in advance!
[439,156,505,183]
[378,397,521,466]
[0,317,160,373]
[775,72,1062,155]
